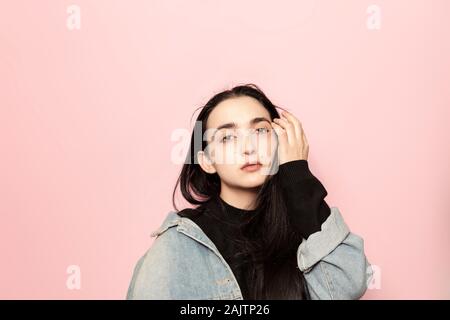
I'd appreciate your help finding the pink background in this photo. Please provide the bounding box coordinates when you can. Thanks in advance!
[1,0,449,299]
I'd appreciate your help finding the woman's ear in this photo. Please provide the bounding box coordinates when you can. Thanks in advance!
[197,150,217,174]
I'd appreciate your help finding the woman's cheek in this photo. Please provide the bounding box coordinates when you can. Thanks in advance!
[258,134,277,165]
[213,144,238,165]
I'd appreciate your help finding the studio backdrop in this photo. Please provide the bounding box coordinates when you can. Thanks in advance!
[0,0,449,299]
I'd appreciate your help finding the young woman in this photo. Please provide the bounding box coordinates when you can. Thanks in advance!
[127,84,373,300]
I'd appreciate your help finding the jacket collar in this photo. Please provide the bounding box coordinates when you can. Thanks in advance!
[149,211,221,257]
[149,211,180,237]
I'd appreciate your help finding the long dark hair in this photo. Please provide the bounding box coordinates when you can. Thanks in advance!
[172,83,310,300]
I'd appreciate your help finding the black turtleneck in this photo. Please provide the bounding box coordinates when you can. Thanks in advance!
[179,159,331,299]
[182,193,255,299]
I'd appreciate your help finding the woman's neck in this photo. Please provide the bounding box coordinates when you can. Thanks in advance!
[219,186,259,211]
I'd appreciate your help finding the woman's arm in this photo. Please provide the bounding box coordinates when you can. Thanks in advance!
[297,206,373,299]
[126,230,178,299]
[277,159,331,240]
[277,161,372,299]
[276,158,372,299]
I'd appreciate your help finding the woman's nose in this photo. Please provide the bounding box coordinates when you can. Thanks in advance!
[241,131,257,155]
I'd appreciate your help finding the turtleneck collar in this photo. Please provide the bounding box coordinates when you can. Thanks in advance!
[217,195,257,215]
[203,194,258,225]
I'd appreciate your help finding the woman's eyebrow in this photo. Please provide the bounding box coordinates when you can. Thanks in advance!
[211,117,271,139]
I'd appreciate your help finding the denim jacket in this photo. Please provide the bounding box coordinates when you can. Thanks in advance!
[127,206,373,300]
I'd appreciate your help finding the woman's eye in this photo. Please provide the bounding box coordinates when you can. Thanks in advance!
[256,127,270,134]
[221,134,236,143]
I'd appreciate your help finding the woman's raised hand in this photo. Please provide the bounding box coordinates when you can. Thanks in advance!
[271,110,309,165]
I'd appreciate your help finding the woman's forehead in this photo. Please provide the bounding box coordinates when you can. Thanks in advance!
[206,96,271,129]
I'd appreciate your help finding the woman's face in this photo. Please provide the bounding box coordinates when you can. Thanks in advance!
[199,96,278,189]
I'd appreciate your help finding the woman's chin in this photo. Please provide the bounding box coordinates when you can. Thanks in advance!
[239,176,266,189]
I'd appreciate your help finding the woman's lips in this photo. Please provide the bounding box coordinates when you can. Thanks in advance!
[241,163,262,172]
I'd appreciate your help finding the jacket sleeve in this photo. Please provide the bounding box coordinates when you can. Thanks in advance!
[126,230,177,299]
[297,206,374,300]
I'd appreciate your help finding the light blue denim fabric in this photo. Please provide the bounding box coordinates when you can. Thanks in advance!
[127,207,373,300]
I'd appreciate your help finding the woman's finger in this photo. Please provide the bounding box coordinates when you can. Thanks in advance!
[271,121,288,149]
[297,120,307,146]
[302,128,308,147]
[299,122,309,159]
[280,113,299,144]
[281,110,302,142]
[273,117,295,145]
